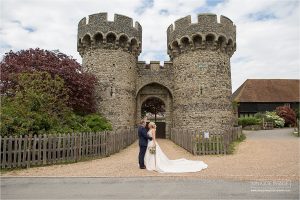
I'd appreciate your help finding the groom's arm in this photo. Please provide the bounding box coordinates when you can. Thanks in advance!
[141,128,152,140]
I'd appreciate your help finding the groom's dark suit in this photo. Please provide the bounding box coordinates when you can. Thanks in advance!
[138,125,152,168]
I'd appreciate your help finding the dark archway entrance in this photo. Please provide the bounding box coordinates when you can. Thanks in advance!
[141,97,166,138]
[136,83,173,139]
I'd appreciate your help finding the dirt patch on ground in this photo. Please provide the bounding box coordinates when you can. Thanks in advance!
[2,129,299,181]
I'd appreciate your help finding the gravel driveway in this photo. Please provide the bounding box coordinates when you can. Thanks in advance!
[2,128,299,181]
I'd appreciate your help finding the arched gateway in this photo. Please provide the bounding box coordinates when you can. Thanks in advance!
[136,82,173,138]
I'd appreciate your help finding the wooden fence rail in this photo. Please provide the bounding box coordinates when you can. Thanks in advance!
[170,126,242,155]
[0,128,138,169]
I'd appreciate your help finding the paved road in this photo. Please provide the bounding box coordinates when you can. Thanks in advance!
[244,128,295,139]
[1,177,299,199]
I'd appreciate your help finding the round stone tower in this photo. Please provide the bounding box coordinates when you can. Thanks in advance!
[77,13,142,129]
[167,13,236,133]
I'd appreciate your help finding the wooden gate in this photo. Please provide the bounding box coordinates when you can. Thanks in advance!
[155,122,166,138]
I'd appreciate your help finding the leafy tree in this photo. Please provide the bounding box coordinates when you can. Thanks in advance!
[0,48,97,114]
[0,71,72,136]
[141,97,165,122]
[276,106,296,127]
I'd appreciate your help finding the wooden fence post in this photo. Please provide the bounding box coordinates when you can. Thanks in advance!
[0,136,2,168]
[32,135,37,166]
[53,134,57,164]
[57,134,61,163]
[2,136,7,168]
[26,135,32,168]
[78,133,82,160]
[7,136,12,168]
[106,131,110,156]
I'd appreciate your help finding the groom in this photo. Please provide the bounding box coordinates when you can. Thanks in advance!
[138,119,152,169]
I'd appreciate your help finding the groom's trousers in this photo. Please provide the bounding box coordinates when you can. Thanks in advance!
[139,145,147,167]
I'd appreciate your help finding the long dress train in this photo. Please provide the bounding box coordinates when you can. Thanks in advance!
[144,130,208,173]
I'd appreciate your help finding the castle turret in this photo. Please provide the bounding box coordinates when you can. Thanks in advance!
[167,13,236,132]
[77,13,142,129]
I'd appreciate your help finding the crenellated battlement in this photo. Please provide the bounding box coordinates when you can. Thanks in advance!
[167,13,236,58]
[77,13,142,57]
[137,61,173,71]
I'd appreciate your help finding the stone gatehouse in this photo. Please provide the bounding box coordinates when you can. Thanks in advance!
[77,12,236,138]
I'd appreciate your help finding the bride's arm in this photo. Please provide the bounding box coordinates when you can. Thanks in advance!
[152,128,156,144]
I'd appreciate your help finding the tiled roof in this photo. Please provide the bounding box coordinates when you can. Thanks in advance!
[232,79,300,102]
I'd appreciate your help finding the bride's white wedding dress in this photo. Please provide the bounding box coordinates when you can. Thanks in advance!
[144,129,208,173]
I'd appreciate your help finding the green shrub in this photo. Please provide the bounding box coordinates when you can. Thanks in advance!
[238,117,261,127]
[265,111,285,128]
[0,72,112,136]
[83,114,112,131]
[254,112,265,119]
[0,72,71,136]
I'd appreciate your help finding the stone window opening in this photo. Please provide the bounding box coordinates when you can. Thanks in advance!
[129,38,138,52]
[217,36,226,51]
[106,32,116,44]
[181,37,190,51]
[193,35,202,48]
[119,35,128,49]
[206,34,215,46]
[172,41,180,54]
[226,39,233,54]
[82,34,91,48]
[94,33,103,46]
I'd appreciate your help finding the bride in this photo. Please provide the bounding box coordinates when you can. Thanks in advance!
[144,122,208,173]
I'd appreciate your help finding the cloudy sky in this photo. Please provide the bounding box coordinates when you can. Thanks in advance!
[1,0,299,92]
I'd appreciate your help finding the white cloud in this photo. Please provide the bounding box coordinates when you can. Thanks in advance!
[212,0,300,91]
[0,0,299,92]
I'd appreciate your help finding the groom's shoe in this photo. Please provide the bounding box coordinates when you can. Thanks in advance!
[140,166,146,169]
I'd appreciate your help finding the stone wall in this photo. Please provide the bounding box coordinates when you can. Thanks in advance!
[168,13,236,133]
[78,12,141,129]
[82,48,137,129]
[136,61,174,95]
[172,50,234,132]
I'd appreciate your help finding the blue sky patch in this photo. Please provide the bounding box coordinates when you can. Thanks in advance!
[0,42,12,49]
[135,0,154,15]
[159,9,169,16]
[11,20,22,25]
[247,12,278,21]
[195,0,224,14]
[11,20,36,33]
[24,26,36,33]
[206,0,224,7]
